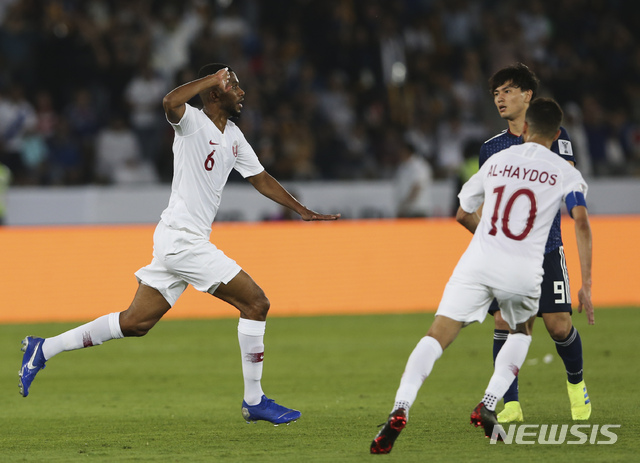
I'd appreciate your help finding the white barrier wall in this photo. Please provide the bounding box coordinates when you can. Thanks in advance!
[5,178,640,226]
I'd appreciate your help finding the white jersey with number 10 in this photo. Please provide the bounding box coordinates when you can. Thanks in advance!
[456,142,588,297]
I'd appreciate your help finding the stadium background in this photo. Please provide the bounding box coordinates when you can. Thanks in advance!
[2,3,639,461]
[1,0,639,187]
[1,0,639,323]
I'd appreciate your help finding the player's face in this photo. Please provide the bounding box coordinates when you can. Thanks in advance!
[493,81,530,121]
[220,72,245,118]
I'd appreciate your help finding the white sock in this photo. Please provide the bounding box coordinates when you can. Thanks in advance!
[483,332,532,410]
[394,336,443,416]
[238,318,266,405]
[41,313,124,360]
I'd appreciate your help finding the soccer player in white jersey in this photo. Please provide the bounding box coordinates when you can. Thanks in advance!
[371,98,593,453]
[19,64,340,425]
[482,63,591,423]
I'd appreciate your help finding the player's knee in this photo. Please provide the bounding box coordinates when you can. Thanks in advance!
[255,294,271,318]
[128,321,155,337]
[119,313,157,337]
[243,294,270,321]
[547,322,571,341]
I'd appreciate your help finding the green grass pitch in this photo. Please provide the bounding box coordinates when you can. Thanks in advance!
[1,307,638,462]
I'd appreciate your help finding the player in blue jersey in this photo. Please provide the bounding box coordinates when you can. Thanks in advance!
[480,63,592,422]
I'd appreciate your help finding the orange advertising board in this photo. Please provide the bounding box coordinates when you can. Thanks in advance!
[1,216,637,324]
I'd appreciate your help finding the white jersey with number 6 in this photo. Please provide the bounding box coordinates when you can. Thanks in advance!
[160,103,264,238]
[456,141,587,297]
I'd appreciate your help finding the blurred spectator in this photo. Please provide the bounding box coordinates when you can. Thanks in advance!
[435,111,487,178]
[451,51,487,122]
[606,107,632,176]
[562,102,592,177]
[610,108,637,164]
[211,0,251,41]
[94,113,157,185]
[441,0,481,51]
[318,70,356,141]
[0,0,38,88]
[272,103,317,180]
[150,2,205,83]
[64,88,101,145]
[0,160,9,224]
[125,61,168,169]
[403,15,435,56]
[48,118,84,185]
[34,90,58,142]
[0,0,637,185]
[0,0,20,25]
[630,126,640,176]
[517,0,552,64]
[111,156,159,185]
[339,122,379,180]
[379,17,407,88]
[582,96,616,177]
[404,117,437,163]
[451,140,481,216]
[483,9,524,73]
[393,141,433,218]
[0,83,37,183]
[19,127,48,184]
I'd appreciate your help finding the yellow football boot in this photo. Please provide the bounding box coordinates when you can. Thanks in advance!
[497,401,524,423]
[567,380,591,420]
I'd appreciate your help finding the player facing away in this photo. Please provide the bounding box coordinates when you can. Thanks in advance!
[19,64,340,425]
[481,63,591,423]
[371,98,593,453]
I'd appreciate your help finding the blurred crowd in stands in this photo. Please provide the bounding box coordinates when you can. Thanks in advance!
[0,0,638,187]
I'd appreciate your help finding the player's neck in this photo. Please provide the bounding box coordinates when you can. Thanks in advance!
[524,134,553,150]
[203,107,228,132]
[507,117,525,137]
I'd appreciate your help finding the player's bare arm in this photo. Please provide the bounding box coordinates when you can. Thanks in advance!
[571,205,594,325]
[455,206,480,234]
[162,68,231,123]
[247,171,340,221]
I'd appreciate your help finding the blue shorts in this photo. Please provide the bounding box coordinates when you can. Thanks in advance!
[489,246,572,317]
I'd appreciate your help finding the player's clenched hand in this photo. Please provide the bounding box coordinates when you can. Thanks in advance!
[577,285,594,325]
[300,209,341,221]
[211,68,231,92]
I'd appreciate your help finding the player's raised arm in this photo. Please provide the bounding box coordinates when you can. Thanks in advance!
[162,68,231,123]
[246,171,340,221]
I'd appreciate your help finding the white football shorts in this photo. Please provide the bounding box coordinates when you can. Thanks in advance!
[436,277,539,330]
[135,220,241,306]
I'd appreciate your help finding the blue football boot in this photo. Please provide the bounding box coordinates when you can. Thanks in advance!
[19,336,46,397]
[241,395,301,425]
